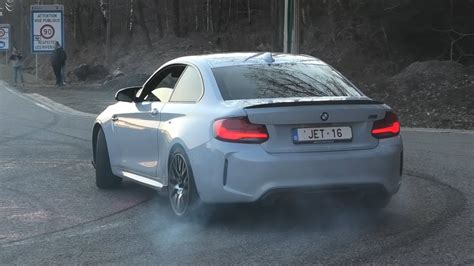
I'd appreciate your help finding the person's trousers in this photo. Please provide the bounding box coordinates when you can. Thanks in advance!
[52,65,62,86]
[61,65,67,83]
[14,66,24,84]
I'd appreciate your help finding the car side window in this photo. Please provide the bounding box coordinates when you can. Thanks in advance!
[140,65,185,102]
[169,66,203,103]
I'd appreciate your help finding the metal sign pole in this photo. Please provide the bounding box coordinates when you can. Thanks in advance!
[283,0,289,53]
[36,0,40,81]
[35,54,38,81]
[292,0,300,54]
[283,0,300,54]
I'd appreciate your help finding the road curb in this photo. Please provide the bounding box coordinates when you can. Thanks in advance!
[401,127,474,135]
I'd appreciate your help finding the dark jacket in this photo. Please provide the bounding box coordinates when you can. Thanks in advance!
[51,47,67,67]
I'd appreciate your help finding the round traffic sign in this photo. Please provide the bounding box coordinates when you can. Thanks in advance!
[0,29,5,38]
[40,24,55,40]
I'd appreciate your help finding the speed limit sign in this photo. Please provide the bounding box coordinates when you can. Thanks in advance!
[40,24,55,40]
[31,5,64,53]
[0,24,10,51]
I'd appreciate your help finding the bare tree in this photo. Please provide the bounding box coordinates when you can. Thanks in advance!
[172,0,181,36]
[123,0,135,49]
[136,0,153,48]
[99,0,112,62]
[152,0,164,38]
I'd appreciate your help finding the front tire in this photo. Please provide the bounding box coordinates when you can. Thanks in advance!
[95,128,122,189]
[168,147,200,217]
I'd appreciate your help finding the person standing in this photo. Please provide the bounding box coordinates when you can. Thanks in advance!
[10,47,24,86]
[50,42,67,86]
[60,46,67,85]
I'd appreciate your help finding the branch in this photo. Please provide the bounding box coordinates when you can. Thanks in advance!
[432,27,474,61]
[432,27,474,37]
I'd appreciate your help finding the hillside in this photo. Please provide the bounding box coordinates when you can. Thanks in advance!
[3,0,474,129]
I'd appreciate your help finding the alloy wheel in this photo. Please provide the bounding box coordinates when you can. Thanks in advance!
[168,153,190,216]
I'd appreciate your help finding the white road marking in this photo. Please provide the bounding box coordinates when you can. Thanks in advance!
[1,81,95,118]
[34,102,54,112]
[29,93,96,117]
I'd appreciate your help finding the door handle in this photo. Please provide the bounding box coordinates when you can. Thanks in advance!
[111,115,118,122]
[151,109,159,116]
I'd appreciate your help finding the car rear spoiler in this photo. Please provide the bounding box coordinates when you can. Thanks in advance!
[244,99,384,109]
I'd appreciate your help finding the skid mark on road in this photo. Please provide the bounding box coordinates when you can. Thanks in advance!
[338,170,467,264]
[0,193,151,247]
[0,159,155,246]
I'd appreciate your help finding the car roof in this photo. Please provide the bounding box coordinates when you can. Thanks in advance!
[170,52,327,68]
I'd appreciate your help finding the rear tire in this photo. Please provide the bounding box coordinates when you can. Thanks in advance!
[168,147,200,217]
[95,128,122,189]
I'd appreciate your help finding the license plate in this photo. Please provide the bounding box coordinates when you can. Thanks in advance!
[292,126,352,143]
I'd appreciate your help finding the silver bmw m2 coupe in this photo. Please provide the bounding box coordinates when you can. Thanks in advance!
[92,53,403,216]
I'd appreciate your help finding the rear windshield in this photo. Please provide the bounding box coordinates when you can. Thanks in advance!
[212,63,363,100]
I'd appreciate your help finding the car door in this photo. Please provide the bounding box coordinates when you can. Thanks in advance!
[113,65,185,179]
[156,65,205,180]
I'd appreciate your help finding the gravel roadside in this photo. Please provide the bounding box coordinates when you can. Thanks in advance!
[13,74,149,115]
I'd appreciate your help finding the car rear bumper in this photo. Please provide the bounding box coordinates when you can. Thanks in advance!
[189,137,403,203]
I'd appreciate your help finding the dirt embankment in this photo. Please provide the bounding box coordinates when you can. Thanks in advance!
[363,61,474,129]
[20,35,473,130]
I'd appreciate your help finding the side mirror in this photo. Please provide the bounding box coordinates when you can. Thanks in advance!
[115,86,141,102]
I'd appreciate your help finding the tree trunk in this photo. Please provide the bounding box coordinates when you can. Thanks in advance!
[101,0,112,62]
[173,0,181,36]
[136,0,153,48]
[123,0,135,49]
[272,0,283,52]
[180,0,188,36]
[247,0,251,24]
[153,0,164,38]
[216,0,223,32]
[194,0,199,31]
[75,2,85,45]
[226,0,232,30]
[20,0,25,53]
[206,0,210,32]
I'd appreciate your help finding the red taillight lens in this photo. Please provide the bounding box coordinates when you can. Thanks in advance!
[371,111,400,139]
[214,117,269,143]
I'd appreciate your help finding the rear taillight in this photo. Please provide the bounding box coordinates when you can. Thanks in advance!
[371,111,400,139]
[214,117,269,143]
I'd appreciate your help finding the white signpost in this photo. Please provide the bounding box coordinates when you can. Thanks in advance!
[0,24,10,64]
[0,24,10,51]
[31,4,64,53]
[31,5,64,80]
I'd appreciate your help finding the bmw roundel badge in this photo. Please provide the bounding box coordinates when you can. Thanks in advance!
[320,112,329,121]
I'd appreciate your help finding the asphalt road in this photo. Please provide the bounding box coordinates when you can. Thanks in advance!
[1,83,473,264]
